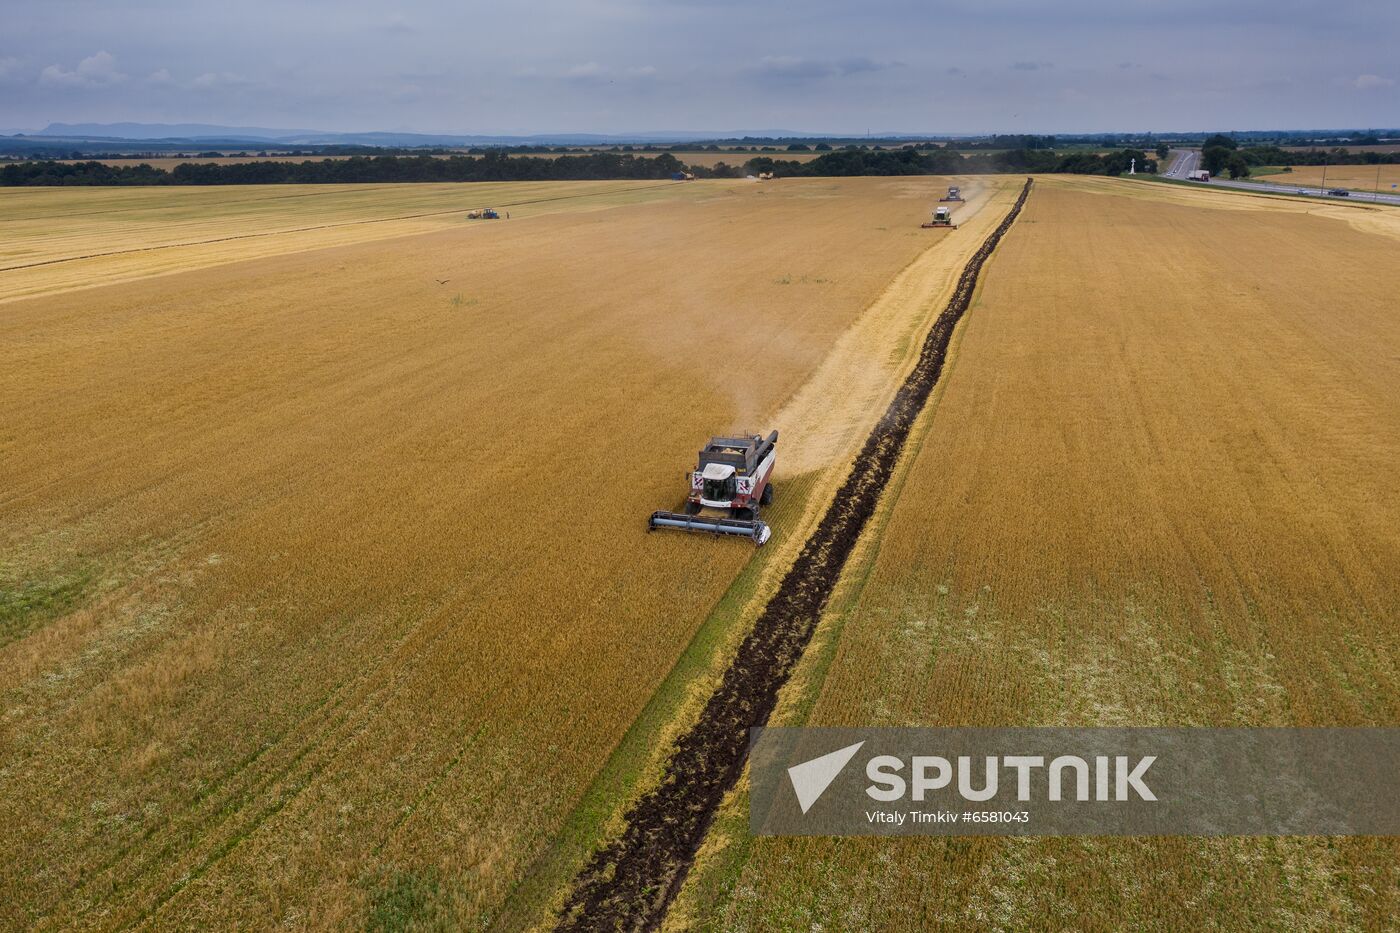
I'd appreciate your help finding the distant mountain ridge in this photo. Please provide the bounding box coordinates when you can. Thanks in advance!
[40,122,326,140]
[33,122,830,146]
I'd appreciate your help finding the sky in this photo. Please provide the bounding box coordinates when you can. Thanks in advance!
[1,0,1397,136]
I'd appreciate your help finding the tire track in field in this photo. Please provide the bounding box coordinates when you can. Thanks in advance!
[555,178,1034,932]
[0,182,675,273]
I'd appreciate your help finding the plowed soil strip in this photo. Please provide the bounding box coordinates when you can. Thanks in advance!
[555,178,1034,931]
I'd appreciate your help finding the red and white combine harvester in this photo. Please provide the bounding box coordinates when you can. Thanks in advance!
[648,431,778,545]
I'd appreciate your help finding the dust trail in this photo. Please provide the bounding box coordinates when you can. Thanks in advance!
[555,178,1035,932]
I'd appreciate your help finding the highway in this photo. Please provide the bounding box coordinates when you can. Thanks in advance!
[1160,148,1400,206]
[1162,148,1200,179]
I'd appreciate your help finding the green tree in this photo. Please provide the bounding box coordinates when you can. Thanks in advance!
[1202,133,1237,151]
[1201,146,1232,175]
[1226,154,1250,179]
[1155,143,1169,160]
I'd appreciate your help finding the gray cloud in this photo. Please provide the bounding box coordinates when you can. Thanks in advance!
[750,56,902,81]
[1352,74,1395,90]
[190,71,255,90]
[514,61,663,88]
[3,0,1398,135]
[39,50,126,87]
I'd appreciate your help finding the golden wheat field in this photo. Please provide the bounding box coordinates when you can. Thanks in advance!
[1257,164,1400,192]
[677,177,1400,930]
[0,180,720,303]
[0,175,1013,929]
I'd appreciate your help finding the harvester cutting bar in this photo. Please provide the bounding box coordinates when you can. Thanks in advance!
[648,511,772,546]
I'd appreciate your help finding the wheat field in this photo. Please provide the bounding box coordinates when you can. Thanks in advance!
[0,180,721,303]
[679,177,1400,931]
[0,175,1011,928]
[1256,164,1400,193]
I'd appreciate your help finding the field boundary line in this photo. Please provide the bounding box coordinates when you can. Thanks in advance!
[554,178,1035,931]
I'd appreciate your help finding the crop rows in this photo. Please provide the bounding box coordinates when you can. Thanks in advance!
[697,178,1400,931]
[556,179,1033,931]
[0,176,983,928]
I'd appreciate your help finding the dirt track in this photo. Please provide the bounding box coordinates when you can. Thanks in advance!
[555,178,1034,931]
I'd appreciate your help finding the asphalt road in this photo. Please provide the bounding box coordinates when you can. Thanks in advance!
[1162,148,1200,179]
[1161,148,1400,206]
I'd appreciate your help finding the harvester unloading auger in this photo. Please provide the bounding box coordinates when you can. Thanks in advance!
[648,431,778,545]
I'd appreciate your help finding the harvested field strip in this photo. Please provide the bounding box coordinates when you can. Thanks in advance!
[0,181,674,273]
[555,178,1034,931]
[0,180,718,303]
[0,183,415,222]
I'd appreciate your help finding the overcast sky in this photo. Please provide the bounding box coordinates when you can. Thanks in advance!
[2,0,1397,135]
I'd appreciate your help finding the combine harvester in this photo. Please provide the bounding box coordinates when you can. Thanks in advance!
[940,185,964,202]
[922,206,958,229]
[649,431,778,545]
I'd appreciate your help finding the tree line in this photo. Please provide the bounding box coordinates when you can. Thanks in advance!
[1,147,1157,186]
[744,147,1154,177]
[0,150,689,186]
[1198,133,1400,179]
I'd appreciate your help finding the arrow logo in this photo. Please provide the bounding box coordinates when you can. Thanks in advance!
[787,741,865,814]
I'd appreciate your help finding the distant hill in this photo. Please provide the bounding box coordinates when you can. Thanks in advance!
[31,122,820,147]
[39,122,325,140]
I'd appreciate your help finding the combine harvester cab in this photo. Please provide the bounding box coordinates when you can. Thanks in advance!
[939,185,964,202]
[922,206,958,229]
[649,431,778,545]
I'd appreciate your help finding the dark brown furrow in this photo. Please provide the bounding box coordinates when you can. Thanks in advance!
[555,179,1034,932]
